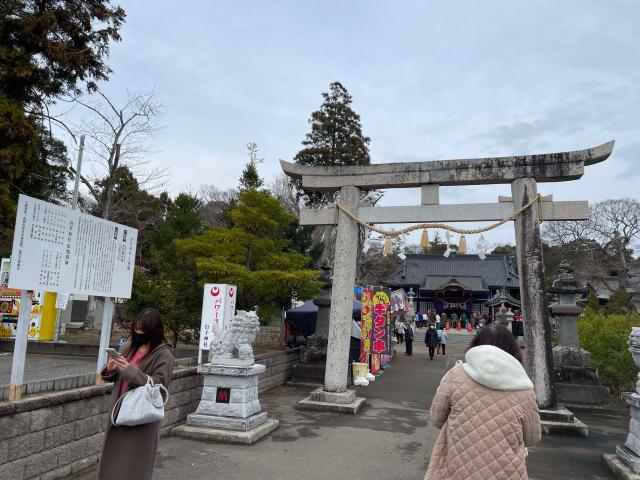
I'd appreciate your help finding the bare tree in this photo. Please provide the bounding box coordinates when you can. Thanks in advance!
[72,90,167,219]
[358,238,401,286]
[543,198,640,290]
[270,173,301,217]
[198,185,237,228]
[70,90,167,328]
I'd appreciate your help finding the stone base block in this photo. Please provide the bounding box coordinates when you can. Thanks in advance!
[618,446,640,474]
[308,388,356,404]
[604,453,640,479]
[209,357,255,367]
[297,395,366,414]
[539,405,575,423]
[187,411,267,432]
[555,383,610,406]
[540,405,588,436]
[540,418,588,437]
[173,418,279,445]
[553,346,591,367]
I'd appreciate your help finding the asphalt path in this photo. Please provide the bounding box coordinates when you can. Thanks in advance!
[0,353,95,385]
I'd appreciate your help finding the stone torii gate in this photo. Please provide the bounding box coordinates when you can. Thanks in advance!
[282,141,614,411]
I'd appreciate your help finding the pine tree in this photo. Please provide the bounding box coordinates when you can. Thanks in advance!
[239,142,264,192]
[294,81,371,207]
[177,190,322,311]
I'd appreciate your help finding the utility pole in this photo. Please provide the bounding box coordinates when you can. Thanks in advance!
[54,135,85,342]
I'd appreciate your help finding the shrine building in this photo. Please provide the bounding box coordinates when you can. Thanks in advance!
[385,253,521,317]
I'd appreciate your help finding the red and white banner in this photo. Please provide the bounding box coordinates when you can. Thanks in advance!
[199,284,237,350]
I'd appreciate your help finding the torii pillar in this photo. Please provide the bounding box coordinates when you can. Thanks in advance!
[282,141,614,413]
[512,178,555,408]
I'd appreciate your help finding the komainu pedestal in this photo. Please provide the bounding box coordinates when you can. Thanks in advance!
[604,328,640,478]
[173,311,279,444]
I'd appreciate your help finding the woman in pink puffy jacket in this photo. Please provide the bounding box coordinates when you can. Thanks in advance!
[426,324,541,480]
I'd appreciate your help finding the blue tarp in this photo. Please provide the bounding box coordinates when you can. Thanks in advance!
[285,300,362,337]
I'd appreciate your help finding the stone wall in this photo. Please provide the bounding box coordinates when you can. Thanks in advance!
[255,325,283,346]
[0,348,299,480]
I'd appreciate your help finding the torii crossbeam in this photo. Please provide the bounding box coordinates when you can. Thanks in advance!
[282,141,614,410]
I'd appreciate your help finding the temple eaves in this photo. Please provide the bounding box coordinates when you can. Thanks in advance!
[280,140,614,191]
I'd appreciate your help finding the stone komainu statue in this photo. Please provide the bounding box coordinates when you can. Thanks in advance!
[209,310,260,362]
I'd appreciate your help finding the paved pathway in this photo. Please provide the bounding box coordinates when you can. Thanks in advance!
[0,353,95,385]
[69,332,627,479]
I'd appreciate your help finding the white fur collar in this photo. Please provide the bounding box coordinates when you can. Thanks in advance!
[462,345,533,391]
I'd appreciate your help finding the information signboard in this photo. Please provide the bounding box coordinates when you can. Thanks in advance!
[8,195,137,298]
[199,284,237,350]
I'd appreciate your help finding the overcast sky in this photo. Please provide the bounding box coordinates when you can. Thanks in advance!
[58,1,640,249]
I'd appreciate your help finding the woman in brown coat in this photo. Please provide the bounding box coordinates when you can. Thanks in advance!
[426,325,541,480]
[98,308,175,480]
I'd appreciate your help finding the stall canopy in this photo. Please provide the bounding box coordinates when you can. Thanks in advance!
[286,300,362,337]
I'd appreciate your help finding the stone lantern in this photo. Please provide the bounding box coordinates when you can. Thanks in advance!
[505,307,514,328]
[497,302,508,327]
[407,288,416,318]
[550,261,609,407]
[313,263,333,338]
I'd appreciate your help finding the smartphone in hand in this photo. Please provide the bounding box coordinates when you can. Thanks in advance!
[105,347,123,359]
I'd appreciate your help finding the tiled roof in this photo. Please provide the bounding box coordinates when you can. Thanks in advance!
[422,275,488,292]
[386,254,519,289]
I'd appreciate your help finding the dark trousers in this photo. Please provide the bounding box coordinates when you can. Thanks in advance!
[397,333,404,344]
[405,339,413,356]
[441,344,446,356]
[428,347,435,360]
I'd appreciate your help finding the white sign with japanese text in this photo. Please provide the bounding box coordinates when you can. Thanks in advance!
[199,283,237,350]
[8,195,138,298]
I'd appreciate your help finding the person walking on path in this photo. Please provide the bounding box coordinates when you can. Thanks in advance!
[435,312,441,330]
[395,319,405,344]
[424,324,438,360]
[451,312,459,329]
[405,321,414,356]
[438,327,448,356]
[98,308,175,480]
[425,324,541,480]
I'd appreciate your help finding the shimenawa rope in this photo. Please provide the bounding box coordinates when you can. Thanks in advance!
[333,193,542,239]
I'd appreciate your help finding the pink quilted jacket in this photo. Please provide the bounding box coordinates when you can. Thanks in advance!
[426,345,541,480]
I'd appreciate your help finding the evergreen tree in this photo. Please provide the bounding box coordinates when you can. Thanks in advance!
[177,190,322,311]
[238,142,264,192]
[128,193,203,346]
[294,81,371,207]
[0,0,125,255]
[606,288,632,314]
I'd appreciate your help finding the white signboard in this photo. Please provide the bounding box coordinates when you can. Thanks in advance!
[199,283,237,350]
[8,195,138,298]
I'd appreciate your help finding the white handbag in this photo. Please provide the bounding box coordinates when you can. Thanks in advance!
[111,376,169,427]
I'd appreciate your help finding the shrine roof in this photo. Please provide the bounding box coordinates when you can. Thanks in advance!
[422,275,488,292]
[386,254,519,290]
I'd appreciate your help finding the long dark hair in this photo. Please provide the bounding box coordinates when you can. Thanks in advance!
[468,324,523,363]
[131,308,166,351]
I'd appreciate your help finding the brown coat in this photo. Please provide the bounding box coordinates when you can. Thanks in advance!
[98,341,175,480]
[426,350,541,480]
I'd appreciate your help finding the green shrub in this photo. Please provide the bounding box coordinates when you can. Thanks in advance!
[578,307,639,393]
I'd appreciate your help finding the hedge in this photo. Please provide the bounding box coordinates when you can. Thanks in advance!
[578,308,639,393]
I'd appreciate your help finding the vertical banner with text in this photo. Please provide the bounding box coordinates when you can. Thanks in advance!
[199,284,237,351]
[372,287,392,356]
[359,288,373,363]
